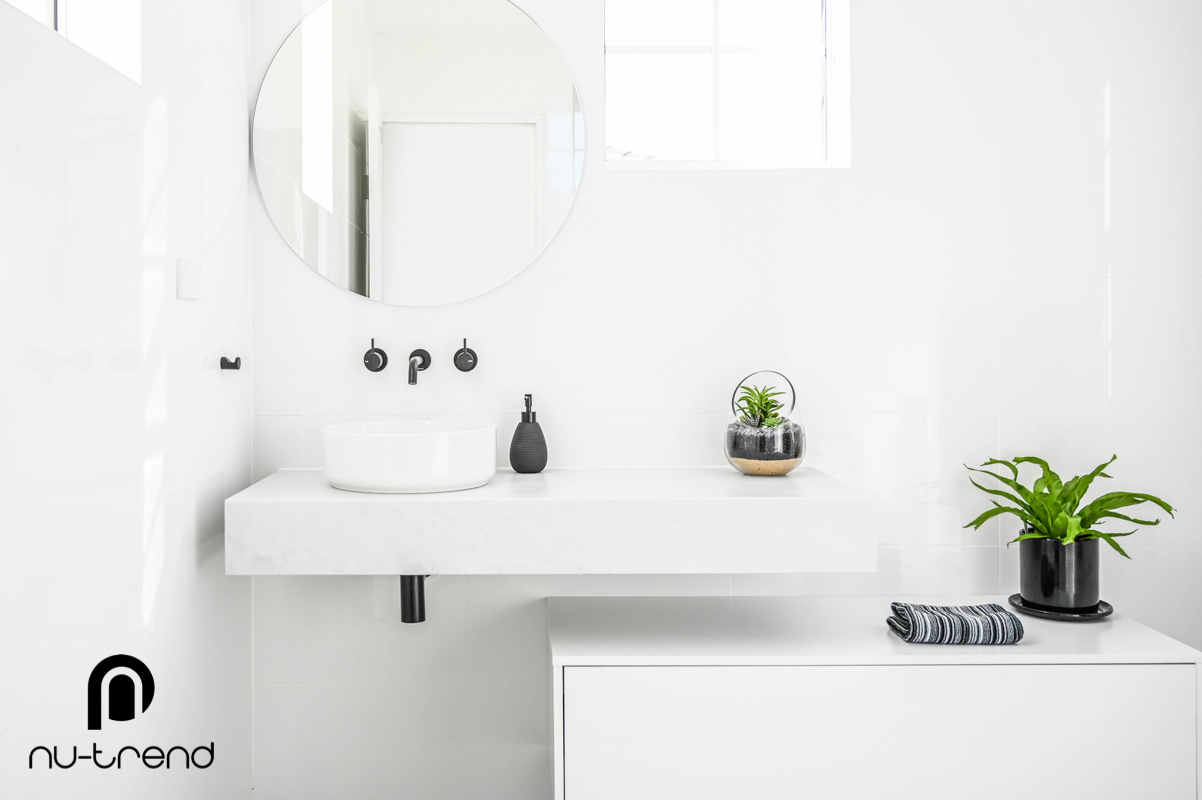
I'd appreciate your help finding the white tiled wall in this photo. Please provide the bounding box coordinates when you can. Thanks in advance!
[0,1,253,797]
[245,0,1202,798]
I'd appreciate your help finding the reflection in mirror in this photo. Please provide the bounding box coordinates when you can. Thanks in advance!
[252,0,582,306]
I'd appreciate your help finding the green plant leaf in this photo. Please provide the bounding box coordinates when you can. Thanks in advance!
[1093,511,1161,527]
[1062,514,1084,544]
[970,462,1038,507]
[965,476,1034,515]
[961,468,1057,535]
[1024,492,1056,536]
[1092,532,1133,558]
[1060,455,1118,514]
[981,458,1020,480]
[966,465,1036,508]
[1100,511,1161,526]
[1007,531,1053,545]
[965,463,1057,536]
[1079,491,1176,528]
[737,384,788,429]
[964,504,1034,530]
[1016,456,1063,499]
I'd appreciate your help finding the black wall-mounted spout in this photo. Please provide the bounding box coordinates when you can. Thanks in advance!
[408,349,430,384]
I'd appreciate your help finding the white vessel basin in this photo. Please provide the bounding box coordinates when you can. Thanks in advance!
[322,420,497,493]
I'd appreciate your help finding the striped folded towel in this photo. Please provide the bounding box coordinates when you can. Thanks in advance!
[887,602,1023,645]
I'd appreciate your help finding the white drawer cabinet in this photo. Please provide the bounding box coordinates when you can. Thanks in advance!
[549,597,1202,800]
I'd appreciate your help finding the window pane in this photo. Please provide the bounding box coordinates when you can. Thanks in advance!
[718,51,822,163]
[606,54,713,161]
[716,0,823,163]
[718,0,819,49]
[606,0,711,47]
[5,0,54,27]
[65,0,142,84]
[603,0,848,168]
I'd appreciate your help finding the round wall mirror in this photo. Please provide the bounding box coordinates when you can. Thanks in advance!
[252,0,582,307]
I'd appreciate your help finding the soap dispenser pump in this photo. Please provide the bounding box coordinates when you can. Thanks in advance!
[509,394,548,473]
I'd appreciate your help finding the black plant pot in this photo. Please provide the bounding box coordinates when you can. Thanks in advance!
[1019,536,1100,612]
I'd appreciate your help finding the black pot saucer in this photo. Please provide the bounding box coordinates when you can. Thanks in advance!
[1008,594,1114,622]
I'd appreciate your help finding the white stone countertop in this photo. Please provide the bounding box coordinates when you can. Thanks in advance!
[225,466,886,576]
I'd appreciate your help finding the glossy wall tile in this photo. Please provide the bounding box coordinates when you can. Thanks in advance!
[0,0,253,796]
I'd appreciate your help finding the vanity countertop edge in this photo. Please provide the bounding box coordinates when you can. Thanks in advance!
[225,467,896,576]
[546,594,1202,667]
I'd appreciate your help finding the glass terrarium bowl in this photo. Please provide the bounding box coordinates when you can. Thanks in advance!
[724,371,806,476]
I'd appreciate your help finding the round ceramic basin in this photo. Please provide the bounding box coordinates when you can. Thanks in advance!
[323,420,497,493]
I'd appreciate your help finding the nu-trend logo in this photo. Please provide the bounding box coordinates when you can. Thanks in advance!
[28,654,214,771]
[88,654,155,730]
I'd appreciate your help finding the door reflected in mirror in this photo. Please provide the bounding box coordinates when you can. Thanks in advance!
[252,0,582,307]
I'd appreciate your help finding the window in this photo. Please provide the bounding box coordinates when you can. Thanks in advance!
[605,0,848,169]
[5,0,141,84]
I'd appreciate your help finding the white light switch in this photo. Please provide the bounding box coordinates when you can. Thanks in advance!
[176,258,204,300]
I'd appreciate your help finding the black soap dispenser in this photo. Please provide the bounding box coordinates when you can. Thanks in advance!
[509,394,548,473]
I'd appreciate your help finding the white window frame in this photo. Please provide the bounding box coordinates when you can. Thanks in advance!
[604,0,849,170]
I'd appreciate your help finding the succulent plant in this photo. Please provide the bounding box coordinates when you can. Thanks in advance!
[736,385,786,428]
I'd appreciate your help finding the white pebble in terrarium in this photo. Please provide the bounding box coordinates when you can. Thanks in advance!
[724,371,806,476]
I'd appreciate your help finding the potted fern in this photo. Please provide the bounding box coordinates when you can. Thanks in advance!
[724,372,805,476]
[964,455,1174,618]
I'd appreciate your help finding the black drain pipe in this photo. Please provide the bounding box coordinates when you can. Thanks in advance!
[400,575,426,623]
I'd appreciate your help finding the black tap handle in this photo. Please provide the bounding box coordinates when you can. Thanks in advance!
[364,339,388,372]
[454,338,478,372]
